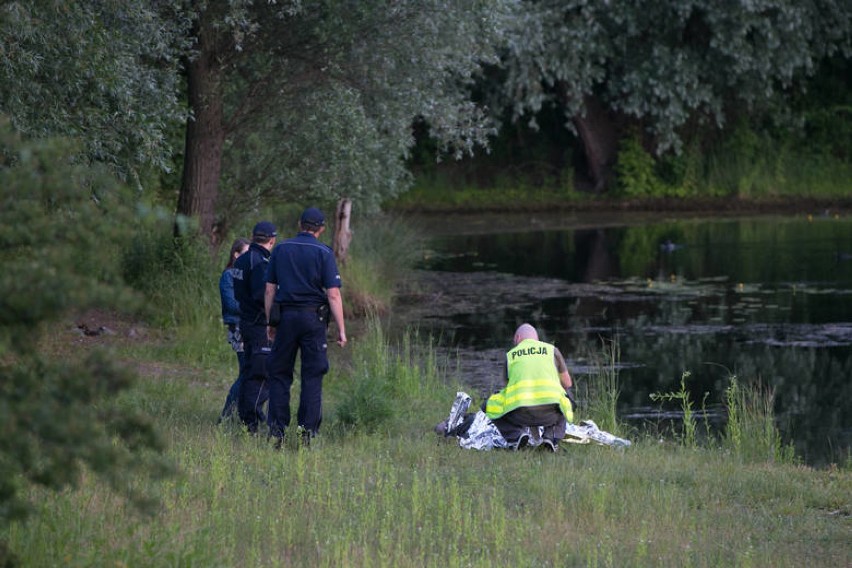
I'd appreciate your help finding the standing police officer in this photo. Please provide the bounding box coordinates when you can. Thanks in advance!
[233,221,276,432]
[264,207,347,446]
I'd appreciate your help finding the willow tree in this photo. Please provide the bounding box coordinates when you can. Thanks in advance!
[0,1,186,183]
[500,0,852,191]
[178,0,516,243]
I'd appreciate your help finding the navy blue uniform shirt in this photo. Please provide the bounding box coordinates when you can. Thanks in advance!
[266,232,341,307]
[232,242,271,323]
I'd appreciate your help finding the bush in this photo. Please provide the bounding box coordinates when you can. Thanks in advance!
[0,120,171,563]
[614,132,667,197]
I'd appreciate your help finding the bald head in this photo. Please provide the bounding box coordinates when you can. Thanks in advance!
[513,323,539,344]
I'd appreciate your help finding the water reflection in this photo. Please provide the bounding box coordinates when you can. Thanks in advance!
[404,214,852,465]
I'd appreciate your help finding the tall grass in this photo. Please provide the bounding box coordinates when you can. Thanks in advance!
[334,317,457,435]
[724,376,795,464]
[650,371,702,448]
[582,337,624,435]
[341,213,424,315]
[4,318,850,566]
[9,215,847,565]
[120,220,226,366]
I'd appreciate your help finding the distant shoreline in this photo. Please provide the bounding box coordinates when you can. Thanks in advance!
[387,195,852,216]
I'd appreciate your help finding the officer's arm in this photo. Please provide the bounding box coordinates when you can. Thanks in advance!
[554,348,573,389]
[264,283,276,324]
[327,287,347,347]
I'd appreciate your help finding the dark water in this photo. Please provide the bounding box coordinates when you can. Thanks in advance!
[400,212,852,466]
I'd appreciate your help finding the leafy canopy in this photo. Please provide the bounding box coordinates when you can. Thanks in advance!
[0,1,188,180]
[501,0,852,152]
[206,0,517,224]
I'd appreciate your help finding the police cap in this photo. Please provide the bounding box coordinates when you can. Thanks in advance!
[252,221,277,238]
[299,207,325,228]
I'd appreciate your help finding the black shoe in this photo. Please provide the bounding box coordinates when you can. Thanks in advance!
[297,426,314,449]
[434,419,449,436]
[538,439,558,452]
[514,434,531,451]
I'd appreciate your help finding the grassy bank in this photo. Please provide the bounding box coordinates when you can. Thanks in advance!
[5,319,851,567]
[393,127,852,214]
[5,209,851,567]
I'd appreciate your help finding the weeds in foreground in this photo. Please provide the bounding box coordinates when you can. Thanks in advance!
[4,321,849,566]
[648,369,796,465]
[582,337,623,435]
[725,376,796,464]
[650,371,704,448]
[334,317,455,434]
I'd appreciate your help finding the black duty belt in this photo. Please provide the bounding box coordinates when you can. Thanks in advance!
[279,305,322,312]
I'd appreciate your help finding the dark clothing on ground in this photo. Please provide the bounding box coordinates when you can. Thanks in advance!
[490,404,567,446]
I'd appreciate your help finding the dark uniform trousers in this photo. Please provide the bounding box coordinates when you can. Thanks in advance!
[491,404,567,445]
[237,321,271,432]
[267,308,329,438]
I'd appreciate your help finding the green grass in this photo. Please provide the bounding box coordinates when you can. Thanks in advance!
[4,320,851,567]
[5,211,850,567]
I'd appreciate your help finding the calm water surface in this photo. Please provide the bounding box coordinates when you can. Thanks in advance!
[400,212,852,465]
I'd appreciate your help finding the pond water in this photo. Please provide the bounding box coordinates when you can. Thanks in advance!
[397,212,852,466]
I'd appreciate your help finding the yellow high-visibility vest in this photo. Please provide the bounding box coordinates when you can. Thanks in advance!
[485,339,573,422]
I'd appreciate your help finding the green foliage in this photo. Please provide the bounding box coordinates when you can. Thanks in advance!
[0,121,171,562]
[122,222,219,329]
[651,371,703,448]
[390,170,584,211]
[189,0,517,234]
[503,1,852,154]
[335,320,452,433]
[342,213,424,314]
[0,1,187,180]
[582,338,624,436]
[724,377,795,464]
[0,119,135,351]
[614,133,667,197]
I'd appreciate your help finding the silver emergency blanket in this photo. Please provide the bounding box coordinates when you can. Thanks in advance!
[459,410,511,450]
[442,391,631,450]
[564,419,632,447]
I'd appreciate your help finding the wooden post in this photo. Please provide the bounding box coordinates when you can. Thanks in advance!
[333,198,353,265]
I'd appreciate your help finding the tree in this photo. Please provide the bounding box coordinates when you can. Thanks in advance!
[0,1,187,184]
[0,120,171,565]
[177,0,516,243]
[499,0,852,191]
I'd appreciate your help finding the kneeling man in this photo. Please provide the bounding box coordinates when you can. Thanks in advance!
[485,323,574,451]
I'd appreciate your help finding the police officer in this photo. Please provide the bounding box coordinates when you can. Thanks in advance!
[485,323,574,451]
[233,221,276,432]
[264,207,347,446]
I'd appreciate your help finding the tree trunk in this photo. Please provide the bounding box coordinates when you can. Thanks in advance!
[176,14,225,246]
[570,93,620,193]
[333,198,353,265]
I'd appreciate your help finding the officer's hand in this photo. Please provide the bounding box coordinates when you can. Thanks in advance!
[267,325,276,342]
[337,331,347,347]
